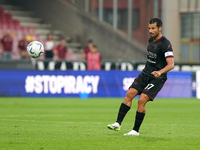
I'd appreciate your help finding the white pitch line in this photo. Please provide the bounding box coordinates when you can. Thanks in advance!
[0,119,199,127]
[0,114,66,117]
[0,119,102,125]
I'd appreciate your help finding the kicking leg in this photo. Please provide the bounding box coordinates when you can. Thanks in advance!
[107,88,138,131]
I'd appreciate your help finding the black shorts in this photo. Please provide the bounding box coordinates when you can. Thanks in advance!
[129,73,166,100]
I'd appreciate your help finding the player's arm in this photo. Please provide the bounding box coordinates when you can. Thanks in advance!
[151,57,174,77]
[151,39,174,78]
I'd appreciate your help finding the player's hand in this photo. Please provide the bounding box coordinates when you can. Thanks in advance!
[151,71,161,78]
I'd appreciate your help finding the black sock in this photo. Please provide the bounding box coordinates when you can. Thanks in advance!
[133,111,145,132]
[116,103,130,125]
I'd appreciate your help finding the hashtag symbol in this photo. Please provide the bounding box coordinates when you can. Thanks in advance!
[25,76,35,93]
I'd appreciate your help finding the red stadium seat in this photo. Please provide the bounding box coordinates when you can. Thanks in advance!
[7,20,15,30]
[13,19,20,29]
[0,13,6,22]
[5,13,12,21]
[0,6,4,14]
[0,6,37,60]
[20,26,28,35]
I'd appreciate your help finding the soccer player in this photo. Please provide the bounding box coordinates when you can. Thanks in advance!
[107,18,174,136]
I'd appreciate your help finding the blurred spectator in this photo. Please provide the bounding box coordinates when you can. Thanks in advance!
[44,34,55,59]
[26,29,36,43]
[55,38,68,60]
[18,34,29,60]
[87,45,101,70]
[82,40,93,59]
[0,30,13,61]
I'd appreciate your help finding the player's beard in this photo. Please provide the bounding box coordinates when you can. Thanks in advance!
[150,30,159,39]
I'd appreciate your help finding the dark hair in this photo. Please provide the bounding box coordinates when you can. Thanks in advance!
[60,37,66,41]
[88,39,93,43]
[47,33,52,36]
[47,33,52,39]
[149,18,162,27]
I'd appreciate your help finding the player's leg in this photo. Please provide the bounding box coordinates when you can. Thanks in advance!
[116,74,146,125]
[125,77,166,135]
[107,88,138,131]
[117,88,139,124]
[124,93,150,135]
[137,93,150,113]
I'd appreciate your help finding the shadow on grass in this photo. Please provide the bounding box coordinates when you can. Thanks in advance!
[106,131,169,142]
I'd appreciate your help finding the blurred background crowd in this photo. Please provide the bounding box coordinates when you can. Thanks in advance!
[0,28,101,62]
[0,0,200,71]
[0,0,104,71]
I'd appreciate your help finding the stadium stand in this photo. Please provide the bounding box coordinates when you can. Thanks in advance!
[0,0,83,60]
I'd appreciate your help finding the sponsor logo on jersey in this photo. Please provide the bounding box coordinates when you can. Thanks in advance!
[147,59,156,64]
[148,51,157,59]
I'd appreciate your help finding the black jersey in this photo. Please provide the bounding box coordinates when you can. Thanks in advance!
[142,36,173,79]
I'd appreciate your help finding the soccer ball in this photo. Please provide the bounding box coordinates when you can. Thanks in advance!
[27,41,44,58]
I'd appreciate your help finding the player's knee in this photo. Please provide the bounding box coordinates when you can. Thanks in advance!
[126,91,132,99]
[138,94,150,106]
[137,100,147,113]
[126,88,138,99]
[123,89,137,104]
[137,107,146,113]
[124,93,133,103]
[138,100,145,110]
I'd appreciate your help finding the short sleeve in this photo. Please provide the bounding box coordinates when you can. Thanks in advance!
[161,38,173,58]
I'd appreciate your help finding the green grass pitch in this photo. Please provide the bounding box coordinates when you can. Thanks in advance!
[0,97,199,150]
